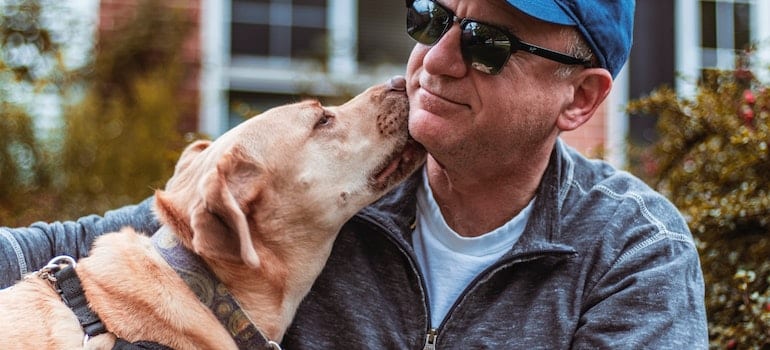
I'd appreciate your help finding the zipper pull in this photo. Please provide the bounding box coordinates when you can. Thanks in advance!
[423,328,438,350]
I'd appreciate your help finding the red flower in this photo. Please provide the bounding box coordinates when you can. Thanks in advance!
[743,89,756,105]
[734,68,754,82]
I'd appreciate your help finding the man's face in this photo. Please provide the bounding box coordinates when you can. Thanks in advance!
[405,0,577,174]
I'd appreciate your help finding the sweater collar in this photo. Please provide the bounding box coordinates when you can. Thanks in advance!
[355,139,577,257]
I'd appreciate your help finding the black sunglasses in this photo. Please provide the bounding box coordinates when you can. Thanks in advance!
[406,0,592,75]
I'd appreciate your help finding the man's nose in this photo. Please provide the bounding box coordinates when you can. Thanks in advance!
[422,24,468,77]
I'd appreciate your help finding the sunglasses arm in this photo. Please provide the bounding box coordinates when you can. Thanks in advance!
[517,41,593,67]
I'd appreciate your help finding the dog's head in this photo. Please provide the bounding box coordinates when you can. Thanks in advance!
[155,78,425,269]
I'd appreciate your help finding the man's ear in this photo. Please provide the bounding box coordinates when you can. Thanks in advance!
[189,146,264,269]
[557,68,613,132]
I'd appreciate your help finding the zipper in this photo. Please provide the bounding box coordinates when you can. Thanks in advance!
[423,328,438,350]
[433,249,578,334]
[352,215,576,349]
[351,215,436,348]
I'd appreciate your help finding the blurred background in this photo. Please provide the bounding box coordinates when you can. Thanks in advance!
[2,1,770,346]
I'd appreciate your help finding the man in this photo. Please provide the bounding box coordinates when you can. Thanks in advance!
[2,0,707,348]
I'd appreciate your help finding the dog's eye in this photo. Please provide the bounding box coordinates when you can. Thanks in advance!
[315,113,334,129]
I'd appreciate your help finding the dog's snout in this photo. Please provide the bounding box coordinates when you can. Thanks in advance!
[388,76,406,92]
[377,96,409,137]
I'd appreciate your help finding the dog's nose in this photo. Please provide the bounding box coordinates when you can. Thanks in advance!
[388,76,406,92]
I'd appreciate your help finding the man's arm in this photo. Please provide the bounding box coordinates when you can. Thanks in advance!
[0,196,160,288]
[571,233,708,349]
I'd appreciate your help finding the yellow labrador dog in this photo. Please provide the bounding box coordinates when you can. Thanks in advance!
[0,77,425,349]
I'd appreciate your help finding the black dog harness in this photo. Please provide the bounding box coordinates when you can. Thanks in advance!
[39,256,172,349]
[40,229,282,350]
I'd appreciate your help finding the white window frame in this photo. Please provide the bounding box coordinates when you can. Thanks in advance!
[676,0,770,97]
[200,0,229,137]
[606,64,630,168]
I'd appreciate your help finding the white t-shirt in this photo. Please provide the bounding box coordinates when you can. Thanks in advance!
[412,169,534,327]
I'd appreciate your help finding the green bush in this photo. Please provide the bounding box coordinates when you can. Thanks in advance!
[0,0,195,225]
[628,57,770,348]
[0,103,51,213]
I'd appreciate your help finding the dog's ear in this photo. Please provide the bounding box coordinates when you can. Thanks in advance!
[190,146,263,269]
[165,140,211,190]
[176,140,211,173]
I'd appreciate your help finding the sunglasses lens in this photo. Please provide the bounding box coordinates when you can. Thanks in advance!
[406,0,515,75]
[461,22,512,75]
[407,0,451,45]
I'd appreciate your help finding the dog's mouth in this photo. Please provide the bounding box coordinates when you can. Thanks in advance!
[370,137,426,191]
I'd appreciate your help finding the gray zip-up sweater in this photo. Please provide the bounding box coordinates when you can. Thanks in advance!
[1,140,708,349]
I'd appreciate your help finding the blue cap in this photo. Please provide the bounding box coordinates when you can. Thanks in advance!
[505,0,635,78]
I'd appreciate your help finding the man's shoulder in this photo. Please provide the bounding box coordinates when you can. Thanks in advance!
[550,154,699,300]
[558,143,676,218]
[558,144,693,249]
[575,164,679,221]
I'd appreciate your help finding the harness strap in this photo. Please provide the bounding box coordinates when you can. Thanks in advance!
[113,339,174,350]
[153,227,282,350]
[48,258,174,350]
[54,264,108,337]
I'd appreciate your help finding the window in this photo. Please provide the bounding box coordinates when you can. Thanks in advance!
[698,0,754,70]
[230,0,328,59]
[358,0,413,65]
[220,0,412,132]
[675,0,770,96]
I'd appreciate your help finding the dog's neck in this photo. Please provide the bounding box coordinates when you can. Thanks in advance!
[213,234,336,342]
[155,225,335,343]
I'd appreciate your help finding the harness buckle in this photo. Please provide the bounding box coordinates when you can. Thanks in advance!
[44,255,77,270]
[37,255,78,285]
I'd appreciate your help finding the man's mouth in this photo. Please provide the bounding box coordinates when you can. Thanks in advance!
[417,87,471,112]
